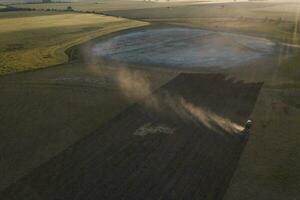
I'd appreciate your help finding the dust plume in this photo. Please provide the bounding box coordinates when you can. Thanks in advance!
[117,67,151,100]
[152,93,244,134]
[116,67,243,134]
[180,97,244,134]
[117,67,159,108]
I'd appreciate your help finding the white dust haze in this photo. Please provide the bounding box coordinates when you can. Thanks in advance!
[116,67,244,134]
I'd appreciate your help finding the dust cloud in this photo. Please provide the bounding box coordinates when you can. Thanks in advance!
[180,98,244,134]
[116,67,159,109]
[117,67,151,100]
[116,67,244,134]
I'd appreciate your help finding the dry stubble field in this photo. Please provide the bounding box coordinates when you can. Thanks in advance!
[0,11,147,75]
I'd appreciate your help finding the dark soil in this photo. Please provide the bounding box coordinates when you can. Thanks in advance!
[0,73,262,200]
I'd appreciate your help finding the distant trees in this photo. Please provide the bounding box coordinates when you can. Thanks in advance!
[66,6,73,11]
[0,6,32,12]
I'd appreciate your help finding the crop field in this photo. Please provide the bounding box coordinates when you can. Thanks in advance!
[0,1,299,200]
[224,87,300,200]
[0,11,147,75]
[224,49,300,200]
[11,1,202,12]
[1,73,263,200]
[0,60,177,192]
[102,2,300,21]
[102,2,300,43]
[10,2,300,45]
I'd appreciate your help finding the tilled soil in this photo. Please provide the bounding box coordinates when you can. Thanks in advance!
[0,73,263,200]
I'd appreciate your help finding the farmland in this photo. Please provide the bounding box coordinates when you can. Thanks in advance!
[0,1,299,200]
[0,59,177,192]
[0,11,147,75]
[1,73,263,200]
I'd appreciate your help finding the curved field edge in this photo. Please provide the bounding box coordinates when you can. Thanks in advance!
[0,12,148,75]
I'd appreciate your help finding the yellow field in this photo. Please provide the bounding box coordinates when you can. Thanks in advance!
[12,1,194,12]
[0,11,148,75]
